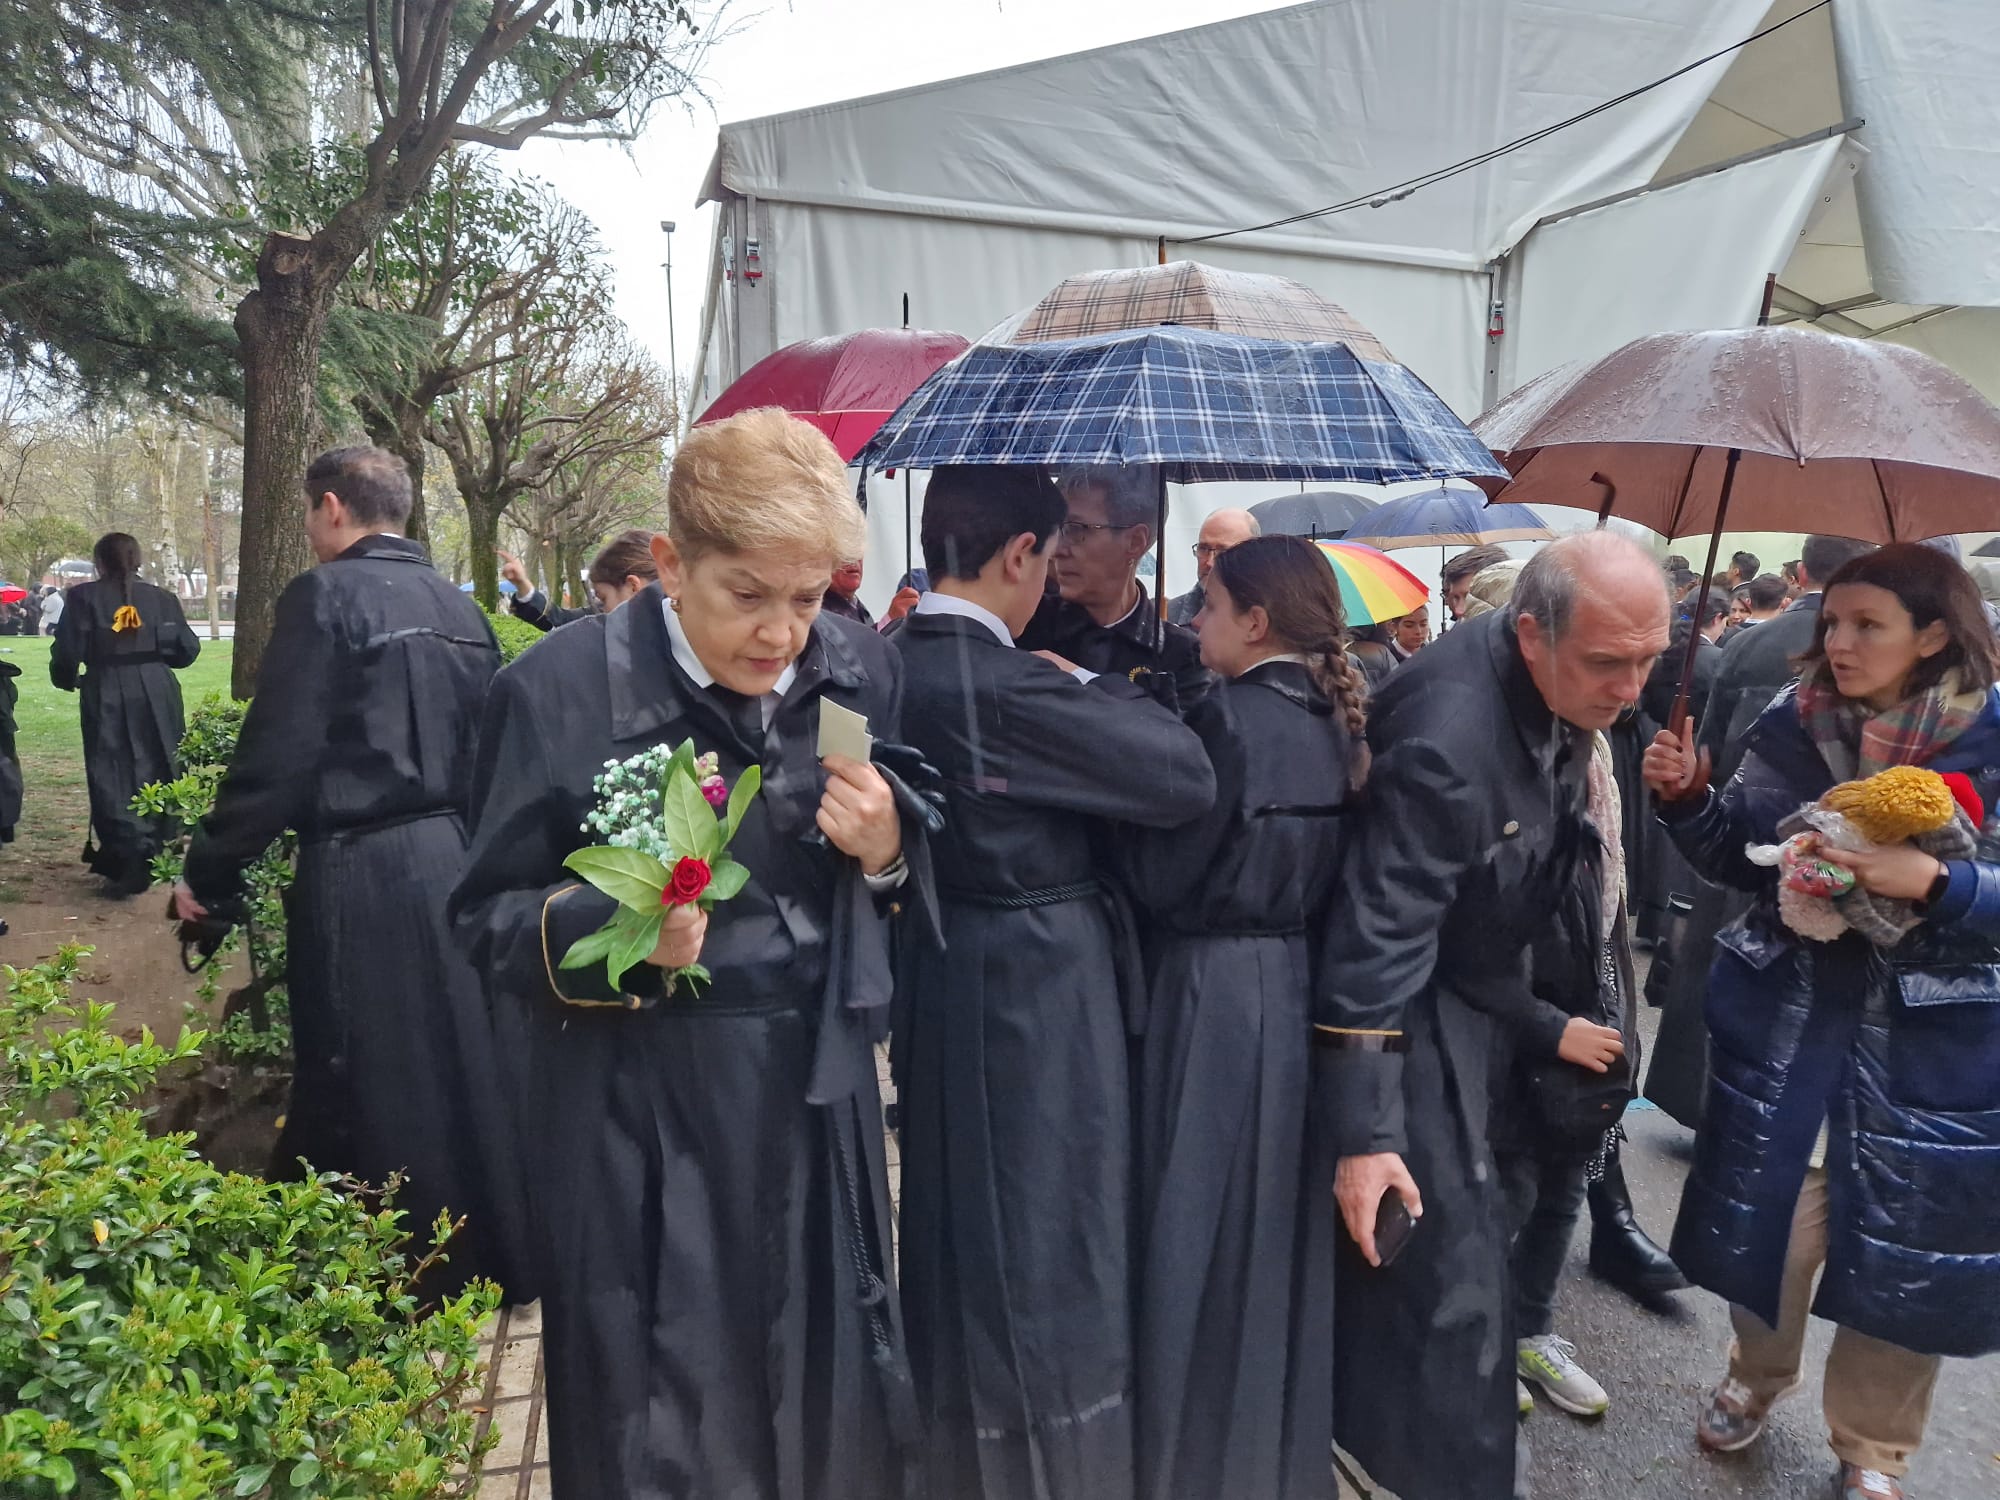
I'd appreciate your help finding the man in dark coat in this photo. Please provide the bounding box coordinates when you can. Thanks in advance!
[820,558,875,625]
[1645,535,1875,1125]
[1166,506,1258,625]
[892,465,1215,1500]
[174,445,525,1297]
[1316,532,1669,1500]
[1017,465,1214,709]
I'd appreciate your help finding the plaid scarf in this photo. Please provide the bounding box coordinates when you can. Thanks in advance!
[1794,663,1986,782]
[1794,663,1988,947]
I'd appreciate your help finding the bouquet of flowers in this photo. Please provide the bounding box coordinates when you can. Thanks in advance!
[560,741,761,992]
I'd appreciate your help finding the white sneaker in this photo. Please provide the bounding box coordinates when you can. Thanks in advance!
[1517,1334,1610,1417]
[1517,1378,1535,1418]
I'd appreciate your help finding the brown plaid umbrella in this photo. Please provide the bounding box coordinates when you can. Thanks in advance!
[1475,320,2000,728]
[1010,260,1395,360]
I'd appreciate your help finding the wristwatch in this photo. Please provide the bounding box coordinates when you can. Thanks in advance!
[1924,858,1951,907]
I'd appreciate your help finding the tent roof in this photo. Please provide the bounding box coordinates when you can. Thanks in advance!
[699,0,1776,268]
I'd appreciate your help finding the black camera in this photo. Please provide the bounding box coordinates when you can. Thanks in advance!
[168,892,251,971]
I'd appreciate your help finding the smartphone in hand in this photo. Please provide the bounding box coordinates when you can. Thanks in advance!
[1374,1185,1419,1268]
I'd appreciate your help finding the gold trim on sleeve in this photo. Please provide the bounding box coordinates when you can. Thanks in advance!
[542,883,646,1010]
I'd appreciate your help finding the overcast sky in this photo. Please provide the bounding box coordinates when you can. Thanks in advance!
[518,0,1283,394]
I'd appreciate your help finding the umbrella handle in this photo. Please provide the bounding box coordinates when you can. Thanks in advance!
[1668,445,1743,735]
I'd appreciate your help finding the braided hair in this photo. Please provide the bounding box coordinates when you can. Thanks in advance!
[1208,534,1370,784]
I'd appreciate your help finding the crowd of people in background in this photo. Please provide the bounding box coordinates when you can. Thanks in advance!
[13,414,1998,1500]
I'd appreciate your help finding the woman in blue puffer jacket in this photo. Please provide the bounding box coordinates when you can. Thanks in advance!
[1643,543,2000,1500]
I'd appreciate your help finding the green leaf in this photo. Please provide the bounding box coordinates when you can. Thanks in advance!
[233,1465,273,1496]
[557,924,620,971]
[563,847,669,909]
[37,1455,75,1491]
[662,740,698,789]
[289,1456,321,1488]
[605,909,664,991]
[660,765,720,863]
[705,859,751,903]
[723,763,762,845]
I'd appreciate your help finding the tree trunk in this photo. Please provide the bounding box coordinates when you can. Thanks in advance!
[555,541,579,610]
[359,397,430,546]
[467,500,501,612]
[231,232,340,696]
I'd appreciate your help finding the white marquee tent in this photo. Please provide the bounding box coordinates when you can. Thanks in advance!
[688,0,2000,604]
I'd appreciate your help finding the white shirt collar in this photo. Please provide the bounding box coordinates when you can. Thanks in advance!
[661,597,798,723]
[913,590,1014,647]
[1111,585,1145,630]
[1257,651,1312,668]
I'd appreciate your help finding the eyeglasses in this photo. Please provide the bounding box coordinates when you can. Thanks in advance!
[1192,542,1227,560]
[1059,520,1139,542]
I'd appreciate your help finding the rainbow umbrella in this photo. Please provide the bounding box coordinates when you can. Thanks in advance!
[1313,540,1429,626]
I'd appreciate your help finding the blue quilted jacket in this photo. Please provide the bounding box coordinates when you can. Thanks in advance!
[1661,684,2000,1358]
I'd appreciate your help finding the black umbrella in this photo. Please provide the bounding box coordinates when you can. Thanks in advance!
[1247,489,1379,539]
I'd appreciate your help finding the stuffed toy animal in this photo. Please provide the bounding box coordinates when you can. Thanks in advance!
[1747,766,1984,945]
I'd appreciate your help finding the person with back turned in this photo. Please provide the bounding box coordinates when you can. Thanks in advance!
[173,446,526,1299]
[51,533,200,897]
[891,464,1215,1500]
[1316,532,1670,1500]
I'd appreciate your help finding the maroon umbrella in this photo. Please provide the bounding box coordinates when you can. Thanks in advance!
[696,326,971,462]
[1474,317,2000,727]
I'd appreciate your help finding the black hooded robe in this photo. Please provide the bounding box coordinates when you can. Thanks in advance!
[450,593,924,1500]
[50,577,199,883]
[890,608,1216,1500]
[1117,660,1351,1500]
[183,535,525,1300]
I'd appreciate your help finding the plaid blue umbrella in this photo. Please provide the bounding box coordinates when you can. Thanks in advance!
[858,325,1506,484]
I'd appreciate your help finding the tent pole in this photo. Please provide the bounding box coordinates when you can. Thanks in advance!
[1155,468,1169,649]
[902,293,914,587]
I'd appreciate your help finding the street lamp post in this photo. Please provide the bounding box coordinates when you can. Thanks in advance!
[659,219,679,433]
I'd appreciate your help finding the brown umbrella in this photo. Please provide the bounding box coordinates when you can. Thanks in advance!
[1474,319,2000,727]
[1475,326,2000,538]
[1011,259,1395,358]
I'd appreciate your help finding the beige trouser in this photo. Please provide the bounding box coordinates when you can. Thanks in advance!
[1728,1168,1942,1477]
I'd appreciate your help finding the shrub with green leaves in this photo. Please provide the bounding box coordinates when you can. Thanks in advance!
[481,608,542,665]
[0,948,497,1499]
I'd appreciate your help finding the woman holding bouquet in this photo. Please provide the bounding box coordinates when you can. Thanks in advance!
[451,408,927,1500]
[1117,534,1363,1500]
[1644,544,2000,1500]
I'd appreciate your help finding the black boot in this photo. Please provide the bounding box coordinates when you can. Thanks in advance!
[1587,1143,1688,1298]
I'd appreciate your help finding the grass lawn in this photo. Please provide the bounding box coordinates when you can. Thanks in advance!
[2,635,235,899]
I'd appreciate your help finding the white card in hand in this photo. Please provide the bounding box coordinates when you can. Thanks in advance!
[817,699,874,762]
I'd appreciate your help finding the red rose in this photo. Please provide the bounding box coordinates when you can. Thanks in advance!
[663,856,712,906]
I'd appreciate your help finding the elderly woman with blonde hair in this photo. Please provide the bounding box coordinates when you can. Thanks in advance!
[452,407,929,1500]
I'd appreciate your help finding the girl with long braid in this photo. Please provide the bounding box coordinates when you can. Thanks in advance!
[49,532,199,896]
[1118,531,1366,1500]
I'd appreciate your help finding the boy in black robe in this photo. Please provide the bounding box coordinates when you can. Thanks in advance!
[892,465,1216,1500]
[174,445,525,1297]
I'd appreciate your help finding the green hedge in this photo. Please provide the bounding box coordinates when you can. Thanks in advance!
[0,949,497,1498]
[482,609,542,665]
